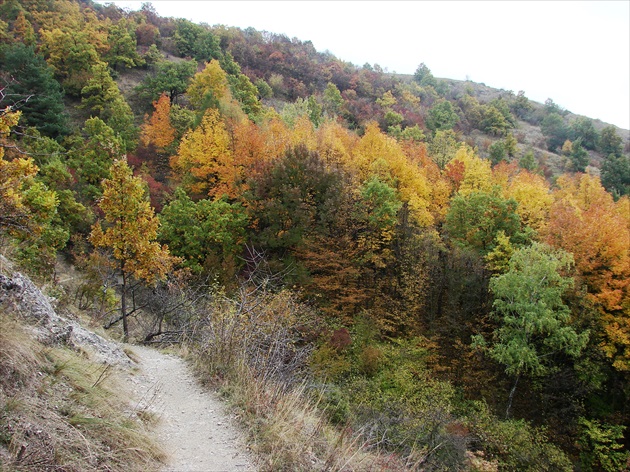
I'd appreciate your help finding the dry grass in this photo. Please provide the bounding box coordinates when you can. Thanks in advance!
[217,363,410,472]
[186,288,411,471]
[0,314,166,472]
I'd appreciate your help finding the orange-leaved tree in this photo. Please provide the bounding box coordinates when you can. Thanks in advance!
[90,158,178,340]
[140,92,176,151]
[545,174,630,371]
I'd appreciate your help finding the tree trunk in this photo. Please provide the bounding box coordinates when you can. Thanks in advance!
[121,268,128,341]
[505,374,520,419]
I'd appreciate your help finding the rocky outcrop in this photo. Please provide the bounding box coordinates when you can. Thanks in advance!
[0,271,132,367]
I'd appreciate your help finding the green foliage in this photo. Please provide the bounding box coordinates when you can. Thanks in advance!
[158,188,248,276]
[174,19,221,61]
[105,96,137,152]
[474,243,588,378]
[254,78,273,99]
[569,138,589,172]
[426,99,459,133]
[428,129,460,169]
[356,176,401,231]
[569,117,598,150]
[253,145,343,252]
[598,125,623,157]
[67,117,124,202]
[445,190,526,254]
[306,95,322,127]
[21,130,93,235]
[388,123,426,142]
[105,20,143,70]
[413,62,437,88]
[137,60,197,104]
[480,104,512,136]
[143,44,163,66]
[331,337,469,469]
[227,72,262,119]
[488,98,516,127]
[544,98,565,116]
[489,140,507,165]
[503,132,518,157]
[16,179,67,274]
[578,417,630,472]
[600,153,630,198]
[383,109,403,128]
[322,82,344,116]
[169,104,196,140]
[280,98,310,127]
[39,28,100,96]
[0,43,67,137]
[541,112,568,151]
[310,343,352,382]
[353,177,401,271]
[511,90,532,119]
[80,62,122,116]
[519,148,538,171]
[466,401,573,471]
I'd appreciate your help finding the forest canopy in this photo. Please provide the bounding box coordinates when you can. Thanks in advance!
[1,1,629,470]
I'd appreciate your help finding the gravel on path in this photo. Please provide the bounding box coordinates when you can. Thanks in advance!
[127,345,256,472]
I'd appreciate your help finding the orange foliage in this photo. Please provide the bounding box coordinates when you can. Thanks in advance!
[545,174,630,370]
[141,93,176,150]
[258,113,292,162]
[444,159,466,192]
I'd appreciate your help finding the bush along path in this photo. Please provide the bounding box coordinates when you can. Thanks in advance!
[127,345,256,472]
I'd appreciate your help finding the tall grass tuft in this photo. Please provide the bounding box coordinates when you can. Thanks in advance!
[0,314,166,471]
[186,286,410,471]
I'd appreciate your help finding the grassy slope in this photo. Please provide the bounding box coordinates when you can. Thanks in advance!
[0,261,165,472]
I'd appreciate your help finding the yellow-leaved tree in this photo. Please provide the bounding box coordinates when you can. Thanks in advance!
[187,59,230,108]
[0,108,58,244]
[0,109,34,236]
[170,108,237,200]
[90,158,177,339]
[353,122,433,226]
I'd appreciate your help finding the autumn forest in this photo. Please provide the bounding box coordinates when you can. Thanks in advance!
[1,0,629,470]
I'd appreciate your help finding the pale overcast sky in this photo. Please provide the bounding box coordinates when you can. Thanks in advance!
[101,1,630,129]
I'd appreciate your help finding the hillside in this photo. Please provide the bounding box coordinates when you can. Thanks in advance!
[0,257,165,471]
[1,0,630,470]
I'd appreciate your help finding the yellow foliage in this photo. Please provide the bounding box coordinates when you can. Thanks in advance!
[259,113,292,163]
[0,109,51,238]
[187,59,230,107]
[315,119,358,172]
[354,123,433,226]
[90,158,177,284]
[290,116,317,150]
[452,146,493,196]
[494,166,552,232]
[171,108,236,199]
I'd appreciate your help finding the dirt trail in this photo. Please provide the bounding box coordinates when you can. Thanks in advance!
[126,345,256,472]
